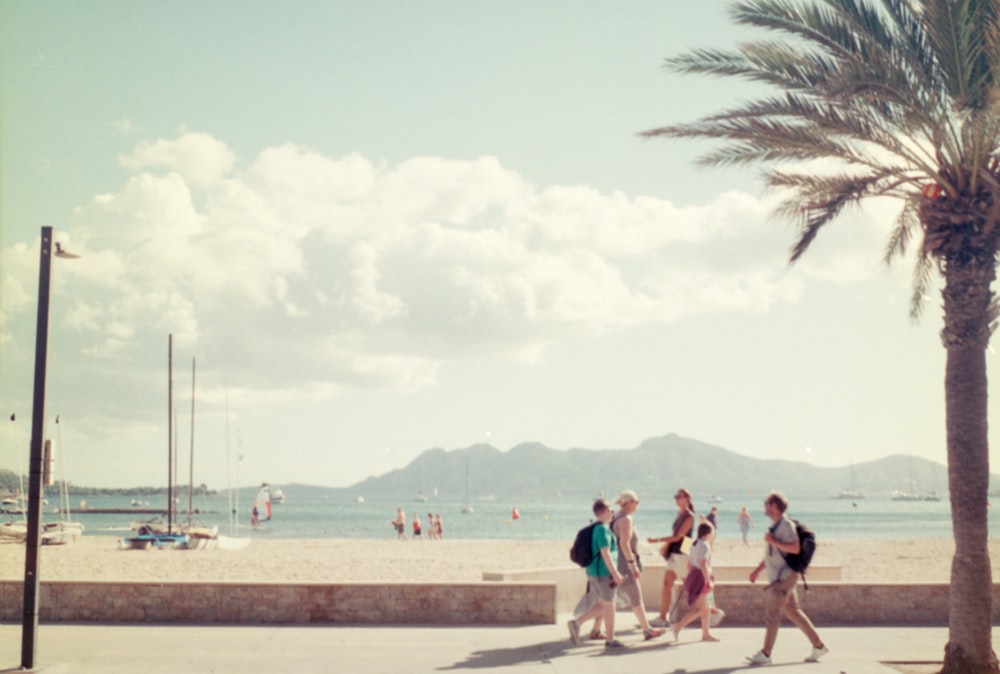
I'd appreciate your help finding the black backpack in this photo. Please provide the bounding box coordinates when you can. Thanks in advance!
[569,522,599,567]
[775,518,816,590]
[784,519,816,573]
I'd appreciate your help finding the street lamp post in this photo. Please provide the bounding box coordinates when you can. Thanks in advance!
[21,226,76,669]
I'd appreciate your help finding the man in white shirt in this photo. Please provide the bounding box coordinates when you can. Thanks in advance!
[746,491,828,665]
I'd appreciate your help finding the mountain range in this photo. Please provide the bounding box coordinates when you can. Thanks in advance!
[335,433,994,503]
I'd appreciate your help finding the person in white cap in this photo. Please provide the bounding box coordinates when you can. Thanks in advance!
[611,490,665,642]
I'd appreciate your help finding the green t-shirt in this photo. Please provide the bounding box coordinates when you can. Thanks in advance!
[586,522,618,577]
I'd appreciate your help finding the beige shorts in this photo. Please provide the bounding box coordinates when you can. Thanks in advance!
[665,552,689,577]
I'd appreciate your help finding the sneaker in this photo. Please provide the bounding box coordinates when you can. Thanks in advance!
[806,645,829,662]
[567,619,580,646]
[587,630,607,640]
[710,608,726,627]
[605,639,627,649]
[644,627,665,641]
[648,616,670,628]
[747,650,772,665]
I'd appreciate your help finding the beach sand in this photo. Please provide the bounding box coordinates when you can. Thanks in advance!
[2,536,998,584]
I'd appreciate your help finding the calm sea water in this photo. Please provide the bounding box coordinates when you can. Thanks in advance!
[30,489,1000,542]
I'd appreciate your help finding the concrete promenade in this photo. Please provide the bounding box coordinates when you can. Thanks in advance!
[4,619,996,674]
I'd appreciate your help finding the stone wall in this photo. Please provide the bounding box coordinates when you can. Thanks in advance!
[2,578,998,626]
[0,580,555,625]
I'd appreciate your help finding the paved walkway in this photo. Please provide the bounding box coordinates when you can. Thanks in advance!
[2,619,992,674]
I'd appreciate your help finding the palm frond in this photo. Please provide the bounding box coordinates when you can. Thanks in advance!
[883,197,921,264]
[765,170,889,261]
[923,0,1000,110]
[644,116,863,167]
[908,246,935,321]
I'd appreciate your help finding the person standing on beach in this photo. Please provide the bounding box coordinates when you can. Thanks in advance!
[707,506,718,532]
[738,507,754,546]
[567,499,626,650]
[746,492,828,665]
[392,508,407,540]
[412,512,422,539]
[647,488,695,627]
[427,513,436,540]
[434,513,443,539]
[611,490,665,642]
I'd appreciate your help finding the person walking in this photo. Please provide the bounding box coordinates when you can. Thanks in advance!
[610,490,665,642]
[738,506,754,546]
[746,492,828,665]
[566,499,626,650]
[647,488,695,627]
[672,521,720,642]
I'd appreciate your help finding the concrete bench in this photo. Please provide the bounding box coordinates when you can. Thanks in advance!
[483,564,842,612]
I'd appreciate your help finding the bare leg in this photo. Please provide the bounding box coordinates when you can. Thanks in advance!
[659,570,677,621]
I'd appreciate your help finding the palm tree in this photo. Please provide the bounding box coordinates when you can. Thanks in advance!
[642,1,999,672]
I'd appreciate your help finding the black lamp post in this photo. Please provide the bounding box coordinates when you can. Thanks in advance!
[21,226,77,669]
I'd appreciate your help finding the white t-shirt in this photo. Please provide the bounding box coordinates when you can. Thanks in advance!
[688,538,712,572]
[763,516,795,583]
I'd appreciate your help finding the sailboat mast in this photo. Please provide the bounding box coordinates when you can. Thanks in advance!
[188,357,196,529]
[167,334,173,534]
[226,387,233,537]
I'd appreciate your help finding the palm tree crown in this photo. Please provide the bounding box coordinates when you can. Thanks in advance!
[644,0,1000,322]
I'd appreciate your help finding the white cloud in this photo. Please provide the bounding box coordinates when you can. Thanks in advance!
[2,132,907,408]
[119,133,237,189]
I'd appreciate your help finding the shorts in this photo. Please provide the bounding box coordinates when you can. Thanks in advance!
[617,573,643,608]
[585,574,617,603]
[665,552,689,577]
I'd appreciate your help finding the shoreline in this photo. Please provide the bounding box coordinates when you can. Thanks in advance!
[2,536,998,584]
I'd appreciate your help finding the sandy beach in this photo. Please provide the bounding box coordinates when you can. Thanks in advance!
[2,536,998,584]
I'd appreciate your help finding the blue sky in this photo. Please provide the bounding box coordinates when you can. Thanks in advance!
[1,2,988,491]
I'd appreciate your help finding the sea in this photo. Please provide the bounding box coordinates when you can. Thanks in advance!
[27,489,1000,542]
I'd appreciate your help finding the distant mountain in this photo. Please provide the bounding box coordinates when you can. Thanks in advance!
[333,433,990,503]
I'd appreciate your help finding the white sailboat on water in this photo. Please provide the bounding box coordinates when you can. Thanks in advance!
[837,460,865,500]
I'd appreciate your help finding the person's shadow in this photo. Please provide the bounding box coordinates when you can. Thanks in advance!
[437,638,807,674]
[437,636,677,670]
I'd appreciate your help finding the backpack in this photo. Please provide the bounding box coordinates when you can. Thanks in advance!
[569,522,599,567]
[784,519,816,574]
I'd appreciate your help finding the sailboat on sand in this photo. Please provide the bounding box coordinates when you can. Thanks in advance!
[41,415,85,545]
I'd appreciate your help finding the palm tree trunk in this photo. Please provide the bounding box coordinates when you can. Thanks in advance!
[940,259,998,674]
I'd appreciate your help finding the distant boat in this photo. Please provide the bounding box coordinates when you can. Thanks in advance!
[0,521,26,542]
[414,492,428,503]
[836,461,864,500]
[708,495,724,504]
[356,496,365,504]
[271,487,286,504]
[891,454,933,501]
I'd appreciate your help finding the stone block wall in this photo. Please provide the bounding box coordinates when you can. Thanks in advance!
[0,581,556,625]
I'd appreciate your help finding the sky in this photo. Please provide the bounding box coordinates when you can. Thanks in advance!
[1,2,993,491]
